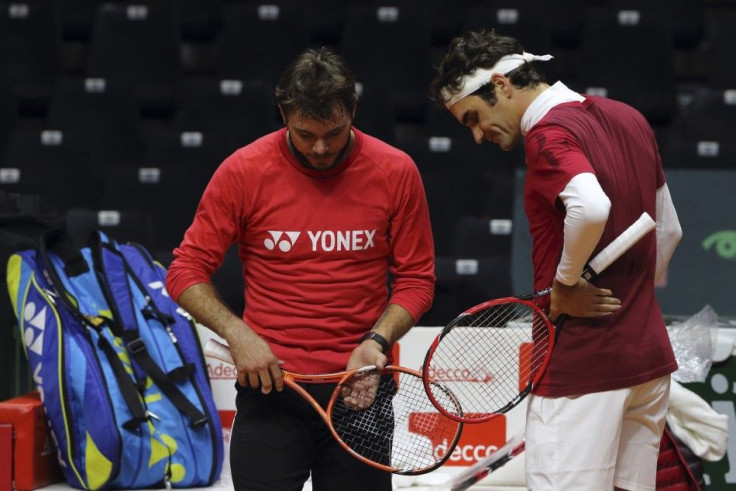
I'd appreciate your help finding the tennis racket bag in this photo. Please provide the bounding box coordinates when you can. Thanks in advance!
[5,229,223,490]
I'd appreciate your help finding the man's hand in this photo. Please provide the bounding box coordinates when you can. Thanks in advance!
[341,369,381,410]
[227,326,283,394]
[550,278,621,321]
[175,283,284,394]
[346,335,388,372]
[341,335,388,410]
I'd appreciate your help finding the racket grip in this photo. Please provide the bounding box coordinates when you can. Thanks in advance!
[584,212,656,280]
[204,338,235,365]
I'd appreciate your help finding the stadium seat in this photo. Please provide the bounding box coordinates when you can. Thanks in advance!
[703,9,736,89]
[57,0,99,41]
[144,127,229,181]
[547,0,586,48]
[422,102,475,139]
[671,87,736,142]
[173,76,277,149]
[340,4,433,122]
[396,134,521,255]
[452,215,513,258]
[85,1,182,116]
[137,128,230,250]
[353,82,397,145]
[214,2,310,87]
[0,0,63,113]
[97,164,184,251]
[0,76,17,164]
[404,0,471,47]
[574,6,678,126]
[1,123,97,214]
[46,75,146,167]
[176,0,221,41]
[596,0,704,49]
[422,255,512,327]
[463,3,554,56]
[303,0,358,46]
[662,137,736,170]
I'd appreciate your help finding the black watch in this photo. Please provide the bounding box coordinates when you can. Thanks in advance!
[359,331,390,354]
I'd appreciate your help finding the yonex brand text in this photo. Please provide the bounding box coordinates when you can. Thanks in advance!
[307,229,376,252]
[265,229,377,252]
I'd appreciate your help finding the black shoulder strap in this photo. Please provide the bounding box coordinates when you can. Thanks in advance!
[91,232,208,428]
[37,228,149,428]
[41,227,88,277]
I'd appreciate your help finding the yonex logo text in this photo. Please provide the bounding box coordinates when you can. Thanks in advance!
[264,229,377,253]
[307,230,376,252]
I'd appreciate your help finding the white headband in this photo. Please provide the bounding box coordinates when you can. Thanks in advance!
[441,52,553,108]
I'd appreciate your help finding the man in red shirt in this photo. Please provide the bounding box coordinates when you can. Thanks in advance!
[166,48,435,490]
[429,30,682,490]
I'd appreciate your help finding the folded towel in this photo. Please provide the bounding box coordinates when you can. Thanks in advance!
[667,378,729,461]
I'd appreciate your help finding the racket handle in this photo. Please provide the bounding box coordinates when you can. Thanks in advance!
[583,212,656,280]
[444,432,526,491]
[204,338,235,365]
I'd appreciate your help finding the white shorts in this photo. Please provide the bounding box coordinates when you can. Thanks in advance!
[525,375,671,491]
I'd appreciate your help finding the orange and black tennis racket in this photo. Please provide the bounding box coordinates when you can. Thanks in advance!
[422,212,656,424]
[204,338,464,475]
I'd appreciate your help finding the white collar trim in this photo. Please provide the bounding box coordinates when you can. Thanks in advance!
[520,81,585,135]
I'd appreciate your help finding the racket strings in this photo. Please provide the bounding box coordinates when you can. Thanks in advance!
[426,301,552,421]
[330,370,462,474]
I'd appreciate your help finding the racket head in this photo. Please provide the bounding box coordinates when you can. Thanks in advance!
[422,297,554,423]
[326,365,464,475]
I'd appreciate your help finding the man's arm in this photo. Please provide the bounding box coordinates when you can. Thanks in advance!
[555,173,610,285]
[346,303,415,371]
[551,173,621,319]
[654,183,682,285]
[177,282,284,394]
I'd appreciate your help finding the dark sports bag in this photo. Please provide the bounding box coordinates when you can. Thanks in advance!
[657,423,706,491]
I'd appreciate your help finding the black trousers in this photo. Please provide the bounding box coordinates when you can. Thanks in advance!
[230,381,394,491]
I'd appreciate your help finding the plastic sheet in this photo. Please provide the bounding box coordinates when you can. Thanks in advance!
[667,305,719,383]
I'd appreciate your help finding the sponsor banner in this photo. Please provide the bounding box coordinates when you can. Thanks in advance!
[409,412,507,467]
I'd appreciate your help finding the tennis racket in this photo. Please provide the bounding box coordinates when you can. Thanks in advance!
[422,212,656,423]
[439,432,526,491]
[203,338,464,475]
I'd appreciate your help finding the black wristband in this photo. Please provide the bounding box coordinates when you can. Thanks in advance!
[359,331,390,354]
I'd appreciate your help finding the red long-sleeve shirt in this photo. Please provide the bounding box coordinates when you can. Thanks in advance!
[166,127,435,373]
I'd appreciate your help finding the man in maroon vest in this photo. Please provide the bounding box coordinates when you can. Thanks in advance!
[429,29,682,491]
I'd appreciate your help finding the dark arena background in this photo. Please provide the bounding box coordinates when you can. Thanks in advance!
[1,1,734,489]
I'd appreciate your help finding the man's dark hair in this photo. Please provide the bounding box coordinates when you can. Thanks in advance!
[428,29,547,107]
[275,47,358,122]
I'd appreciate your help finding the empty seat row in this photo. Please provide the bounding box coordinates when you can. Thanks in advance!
[3,1,735,121]
[30,0,715,49]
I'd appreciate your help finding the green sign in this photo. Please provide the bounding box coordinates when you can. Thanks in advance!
[684,355,736,488]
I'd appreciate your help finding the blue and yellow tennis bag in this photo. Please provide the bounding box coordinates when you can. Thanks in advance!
[6,229,223,489]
